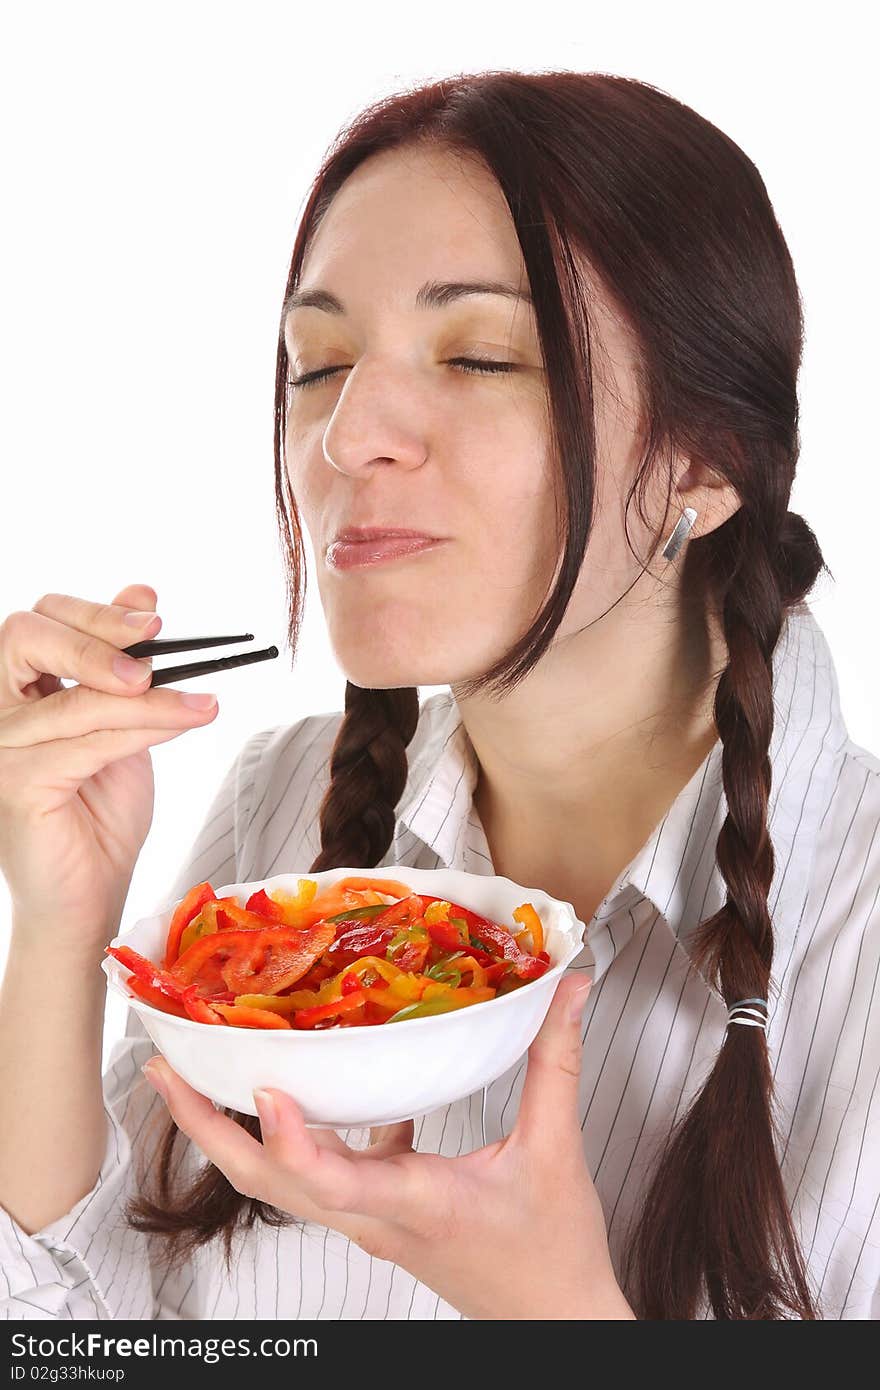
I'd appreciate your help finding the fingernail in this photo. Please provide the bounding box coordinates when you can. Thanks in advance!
[254,1089,278,1136]
[113,654,153,684]
[569,980,592,1023]
[123,610,161,628]
[179,692,218,709]
[142,1059,168,1097]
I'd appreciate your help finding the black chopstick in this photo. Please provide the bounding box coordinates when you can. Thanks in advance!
[121,632,256,658]
[120,632,280,688]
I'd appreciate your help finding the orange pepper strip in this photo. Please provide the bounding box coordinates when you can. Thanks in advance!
[266,888,370,931]
[292,991,369,1028]
[512,903,544,957]
[332,876,415,898]
[211,1002,292,1029]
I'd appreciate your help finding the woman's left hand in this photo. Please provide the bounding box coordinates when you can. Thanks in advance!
[142,973,636,1320]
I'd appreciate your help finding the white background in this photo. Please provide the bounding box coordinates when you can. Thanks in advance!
[1,1,876,1069]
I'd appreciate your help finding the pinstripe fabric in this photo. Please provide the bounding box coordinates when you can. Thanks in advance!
[2,601,878,1319]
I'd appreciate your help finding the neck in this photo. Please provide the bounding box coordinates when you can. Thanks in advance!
[453,583,728,924]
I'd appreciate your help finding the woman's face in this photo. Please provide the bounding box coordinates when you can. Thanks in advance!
[284,143,660,691]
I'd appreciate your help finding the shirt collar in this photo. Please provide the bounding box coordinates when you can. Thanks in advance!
[395,601,849,981]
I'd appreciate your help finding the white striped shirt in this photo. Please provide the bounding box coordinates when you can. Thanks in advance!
[2,599,879,1320]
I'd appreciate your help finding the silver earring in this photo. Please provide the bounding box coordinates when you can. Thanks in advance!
[661,506,698,562]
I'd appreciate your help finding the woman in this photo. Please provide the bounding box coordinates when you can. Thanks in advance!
[1,71,878,1321]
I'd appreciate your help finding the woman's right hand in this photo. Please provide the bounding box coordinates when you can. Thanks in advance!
[0,582,220,954]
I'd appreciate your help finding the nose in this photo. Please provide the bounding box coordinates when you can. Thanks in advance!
[321,359,429,477]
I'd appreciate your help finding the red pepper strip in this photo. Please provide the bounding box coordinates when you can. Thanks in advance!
[170,920,337,996]
[180,984,224,1023]
[125,975,189,1019]
[395,939,431,974]
[244,888,286,922]
[360,998,398,1025]
[368,894,433,932]
[445,905,549,980]
[106,944,187,1003]
[215,901,285,932]
[484,961,513,987]
[296,959,337,991]
[341,971,363,996]
[426,919,467,953]
[211,1002,292,1028]
[468,946,494,967]
[162,880,216,969]
[327,924,396,965]
[293,990,369,1029]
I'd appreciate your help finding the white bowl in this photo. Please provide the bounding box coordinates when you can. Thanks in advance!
[102,866,586,1129]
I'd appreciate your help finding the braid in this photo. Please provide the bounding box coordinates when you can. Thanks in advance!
[125,683,420,1275]
[623,509,823,1318]
[312,683,420,871]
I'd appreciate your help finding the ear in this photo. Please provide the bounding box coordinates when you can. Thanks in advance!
[675,458,742,540]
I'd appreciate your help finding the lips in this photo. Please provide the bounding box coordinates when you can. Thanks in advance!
[325,533,449,571]
[333,526,443,544]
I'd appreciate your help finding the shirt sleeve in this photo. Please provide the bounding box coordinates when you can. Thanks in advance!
[0,724,278,1320]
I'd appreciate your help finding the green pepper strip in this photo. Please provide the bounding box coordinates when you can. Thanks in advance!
[387,993,476,1023]
[324,903,392,924]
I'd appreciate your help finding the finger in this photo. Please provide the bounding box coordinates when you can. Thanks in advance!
[1,674,219,750]
[0,611,151,716]
[143,1058,267,1195]
[0,581,161,706]
[513,974,592,1151]
[253,1088,418,1220]
[23,586,159,701]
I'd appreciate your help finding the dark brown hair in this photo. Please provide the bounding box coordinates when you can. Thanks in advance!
[126,70,830,1319]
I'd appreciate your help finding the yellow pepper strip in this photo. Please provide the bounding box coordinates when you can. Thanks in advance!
[513,902,544,957]
[344,986,414,1016]
[268,878,317,910]
[412,985,497,1012]
[421,980,455,1001]
[388,974,425,1001]
[449,954,489,989]
[423,899,452,924]
[178,901,226,957]
[315,955,415,1003]
[321,983,467,1018]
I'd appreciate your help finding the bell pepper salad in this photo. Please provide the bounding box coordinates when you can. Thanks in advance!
[105,876,552,1030]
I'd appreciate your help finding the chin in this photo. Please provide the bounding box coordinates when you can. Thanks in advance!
[333,649,448,690]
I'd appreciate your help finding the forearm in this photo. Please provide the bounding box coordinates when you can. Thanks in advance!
[0,928,109,1234]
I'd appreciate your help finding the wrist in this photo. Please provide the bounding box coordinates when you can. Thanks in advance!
[510,1270,636,1321]
[7,924,110,985]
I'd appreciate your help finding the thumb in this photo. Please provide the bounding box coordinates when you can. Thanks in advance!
[111,581,159,610]
[514,973,592,1148]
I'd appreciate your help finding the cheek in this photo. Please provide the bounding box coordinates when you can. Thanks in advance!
[284,427,328,534]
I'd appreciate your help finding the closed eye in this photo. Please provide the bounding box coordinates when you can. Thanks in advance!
[286,358,518,391]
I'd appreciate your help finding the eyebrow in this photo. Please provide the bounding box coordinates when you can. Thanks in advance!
[282,278,533,319]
